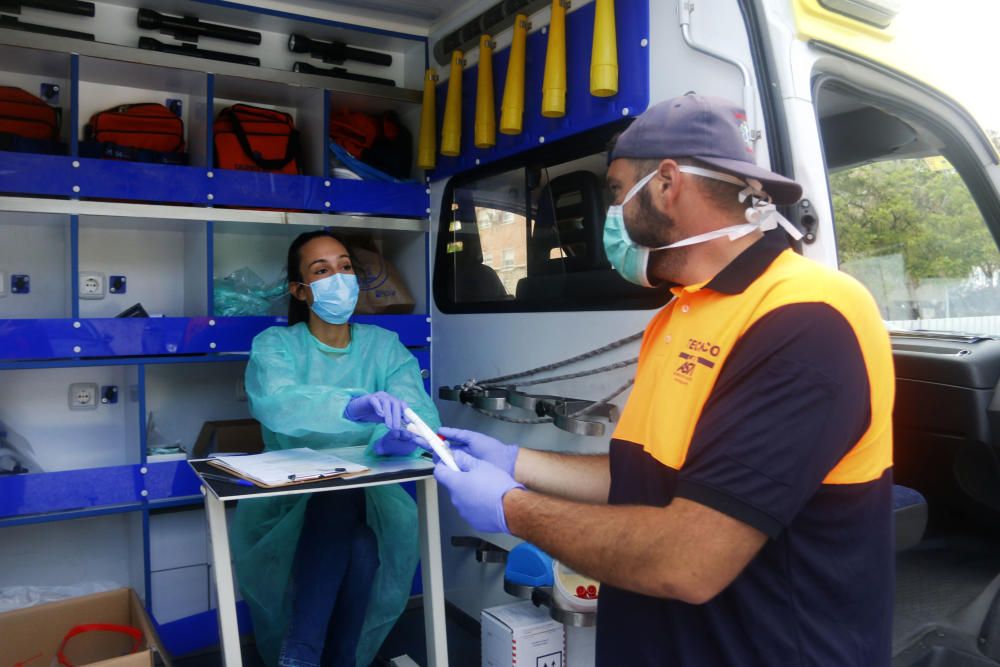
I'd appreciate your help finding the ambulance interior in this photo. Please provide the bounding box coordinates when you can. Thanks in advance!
[816,81,1000,664]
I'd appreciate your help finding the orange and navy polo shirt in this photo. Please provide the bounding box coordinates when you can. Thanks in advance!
[596,232,895,667]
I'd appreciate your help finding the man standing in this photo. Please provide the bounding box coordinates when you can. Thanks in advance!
[431,94,894,666]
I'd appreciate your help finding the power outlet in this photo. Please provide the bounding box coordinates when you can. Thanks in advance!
[79,272,106,300]
[68,382,99,410]
[0,271,6,298]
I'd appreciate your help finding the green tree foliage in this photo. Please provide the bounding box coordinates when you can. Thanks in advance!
[830,159,1000,286]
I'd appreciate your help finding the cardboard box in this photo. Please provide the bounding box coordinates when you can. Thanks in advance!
[192,418,264,458]
[482,600,565,667]
[0,588,171,666]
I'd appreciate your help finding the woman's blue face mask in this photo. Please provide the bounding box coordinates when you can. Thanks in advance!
[302,272,359,324]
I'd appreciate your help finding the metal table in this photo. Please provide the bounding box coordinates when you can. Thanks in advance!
[189,450,449,667]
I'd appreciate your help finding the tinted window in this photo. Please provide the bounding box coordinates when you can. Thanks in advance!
[433,130,671,314]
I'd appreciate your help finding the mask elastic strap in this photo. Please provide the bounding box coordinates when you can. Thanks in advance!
[620,170,659,205]
[676,164,746,187]
[679,167,804,242]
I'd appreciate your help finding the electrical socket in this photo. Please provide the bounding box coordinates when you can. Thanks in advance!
[0,271,6,298]
[68,382,99,410]
[79,271,105,300]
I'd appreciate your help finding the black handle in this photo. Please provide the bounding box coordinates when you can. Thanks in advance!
[137,8,261,45]
[0,14,93,40]
[220,107,300,172]
[288,33,392,67]
[0,0,95,16]
[293,62,395,87]
[138,37,260,67]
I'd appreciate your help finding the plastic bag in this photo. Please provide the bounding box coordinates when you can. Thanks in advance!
[0,581,120,613]
[0,422,42,474]
[213,267,288,317]
[341,241,415,315]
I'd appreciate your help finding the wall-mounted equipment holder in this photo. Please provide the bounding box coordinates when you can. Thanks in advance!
[429,0,649,179]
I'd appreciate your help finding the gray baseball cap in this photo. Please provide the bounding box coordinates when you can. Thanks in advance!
[610,94,803,205]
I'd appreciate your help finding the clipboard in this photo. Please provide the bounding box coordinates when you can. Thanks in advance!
[208,448,369,488]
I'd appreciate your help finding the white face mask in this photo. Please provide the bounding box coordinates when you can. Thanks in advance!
[602,165,803,287]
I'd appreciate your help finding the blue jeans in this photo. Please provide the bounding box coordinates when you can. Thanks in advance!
[278,489,379,667]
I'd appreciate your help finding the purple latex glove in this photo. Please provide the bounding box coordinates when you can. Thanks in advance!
[434,449,524,534]
[422,427,520,477]
[373,429,419,457]
[344,391,408,433]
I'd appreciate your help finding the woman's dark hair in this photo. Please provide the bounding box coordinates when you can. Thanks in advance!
[287,229,365,325]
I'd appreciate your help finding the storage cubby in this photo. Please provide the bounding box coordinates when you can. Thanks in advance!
[77,56,209,166]
[212,221,428,315]
[0,366,140,474]
[0,513,145,597]
[0,44,72,154]
[326,89,423,183]
[149,508,211,624]
[0,212,70,319]
[144,361,251,457]
[212,75,327,178]
[77,216,207,318]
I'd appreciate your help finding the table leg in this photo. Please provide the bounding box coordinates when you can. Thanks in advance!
[205,492,243,667]
[418,478,449,667]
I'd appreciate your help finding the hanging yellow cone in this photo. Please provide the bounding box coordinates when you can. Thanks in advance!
[590,0,618,97]
[500,14,528,135]
[441,50,464,157]
[541,0,567,118]
[417,68,438,169]
[475,35,496,149]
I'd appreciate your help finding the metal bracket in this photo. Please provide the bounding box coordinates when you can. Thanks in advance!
[530,586,597,627]
[440,385,620,435]
[538,397,619,437]
[451,535,508,564]
[439,385,510,410]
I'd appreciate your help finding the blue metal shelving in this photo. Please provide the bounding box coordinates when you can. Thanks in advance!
[0,314,430,362]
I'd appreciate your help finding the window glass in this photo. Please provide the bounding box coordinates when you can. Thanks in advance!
[434,135,672,313]
[831,157,1000,333]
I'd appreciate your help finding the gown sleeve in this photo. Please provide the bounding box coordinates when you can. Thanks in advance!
[364,330,441,451]
[245,328,370,439]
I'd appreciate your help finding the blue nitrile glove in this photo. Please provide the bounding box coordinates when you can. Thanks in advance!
[373,428,419,457]
[425,427,520,477]
[344,392,408,433]
[434,449,524,534]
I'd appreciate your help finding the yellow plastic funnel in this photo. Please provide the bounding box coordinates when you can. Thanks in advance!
[590,0,618,97]
[441,50,464,157]
[541,0,567,118]
[417,68,438,169]
[475,35,496,148]
[500,14,528,135]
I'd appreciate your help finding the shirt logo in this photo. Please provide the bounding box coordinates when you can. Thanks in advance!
[674,338,721,384]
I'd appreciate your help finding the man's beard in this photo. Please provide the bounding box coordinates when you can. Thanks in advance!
[628,188,689,284]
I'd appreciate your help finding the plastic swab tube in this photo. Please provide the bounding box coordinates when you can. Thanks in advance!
[404,407,460,471]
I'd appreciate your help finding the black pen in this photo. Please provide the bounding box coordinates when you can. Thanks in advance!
[288,467,347,481]
[200,472,254,487]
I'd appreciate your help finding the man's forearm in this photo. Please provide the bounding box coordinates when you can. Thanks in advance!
[515,448,610,503]
[502,488,766,604]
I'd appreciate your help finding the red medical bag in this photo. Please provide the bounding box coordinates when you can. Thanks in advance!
[213,103,301,174]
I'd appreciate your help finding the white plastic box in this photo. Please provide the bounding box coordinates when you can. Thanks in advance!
[482,600,565,667]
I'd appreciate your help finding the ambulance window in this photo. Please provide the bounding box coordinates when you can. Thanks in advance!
[825,109,1000,333]
[433,127,672,314]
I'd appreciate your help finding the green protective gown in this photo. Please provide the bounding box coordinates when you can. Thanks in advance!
[231,321,440,667]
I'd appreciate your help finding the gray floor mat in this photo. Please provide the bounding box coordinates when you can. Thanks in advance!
[895,535,1000,649]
